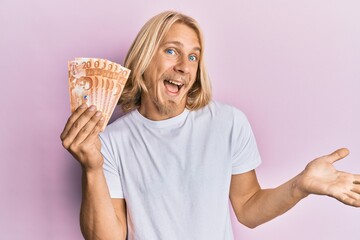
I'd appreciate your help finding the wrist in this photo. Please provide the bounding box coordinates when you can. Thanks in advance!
[82,166,104,177]
[291,173,310,200]
[79,156,104,174]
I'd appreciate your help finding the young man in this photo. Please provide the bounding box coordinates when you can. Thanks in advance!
[61,11,360,240]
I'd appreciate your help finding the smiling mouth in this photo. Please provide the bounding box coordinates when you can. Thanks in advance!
[164,80,184,93]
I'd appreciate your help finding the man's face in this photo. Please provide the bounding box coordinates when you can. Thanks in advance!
[140,22,201,120]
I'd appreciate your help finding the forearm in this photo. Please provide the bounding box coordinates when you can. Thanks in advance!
[80,169,125,240]
[237,174,308,228]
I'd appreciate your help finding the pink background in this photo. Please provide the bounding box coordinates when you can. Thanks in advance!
[1,0,359,239]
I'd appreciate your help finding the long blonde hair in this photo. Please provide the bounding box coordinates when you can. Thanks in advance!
[119,11,212,112]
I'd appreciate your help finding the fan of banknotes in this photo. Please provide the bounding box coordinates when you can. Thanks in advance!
[68,57,131,130]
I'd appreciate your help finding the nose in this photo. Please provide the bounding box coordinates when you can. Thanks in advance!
[173,56,190,75]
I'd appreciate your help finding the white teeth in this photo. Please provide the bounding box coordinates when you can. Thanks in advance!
[167,80,184,86]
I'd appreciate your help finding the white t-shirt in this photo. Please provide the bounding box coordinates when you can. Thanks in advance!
[100,101,261,240]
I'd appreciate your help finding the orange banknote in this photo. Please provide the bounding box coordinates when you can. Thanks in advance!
[68,57,130,130]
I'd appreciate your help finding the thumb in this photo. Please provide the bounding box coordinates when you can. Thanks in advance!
[325,148,350,164]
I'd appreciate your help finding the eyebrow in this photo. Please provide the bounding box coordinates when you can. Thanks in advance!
[162,41,201,53]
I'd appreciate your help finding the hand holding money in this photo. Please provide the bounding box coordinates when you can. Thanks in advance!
[60,104,105,171]
[68,58,130,130]
[61,58,130,170]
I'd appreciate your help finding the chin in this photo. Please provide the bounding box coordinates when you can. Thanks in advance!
[155,100,181,116]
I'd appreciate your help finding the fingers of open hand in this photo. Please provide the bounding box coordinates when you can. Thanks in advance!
[326,148,350,164]
[332,174,360,207]
[351,184,360,195]
[339,191,360,207]
[351,175,360,193]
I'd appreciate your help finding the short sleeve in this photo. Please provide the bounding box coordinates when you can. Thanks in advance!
[99,132,124,198]
[231,108,261,174]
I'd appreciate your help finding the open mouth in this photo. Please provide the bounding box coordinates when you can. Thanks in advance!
[163,79,184,93]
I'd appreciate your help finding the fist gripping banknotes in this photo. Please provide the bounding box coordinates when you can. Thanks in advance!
[68,58,130,130]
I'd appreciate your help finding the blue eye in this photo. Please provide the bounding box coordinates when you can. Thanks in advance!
[166,49,175,55]
[189,55,197,62]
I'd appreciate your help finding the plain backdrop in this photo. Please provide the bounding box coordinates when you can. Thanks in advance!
[1,0,359,239]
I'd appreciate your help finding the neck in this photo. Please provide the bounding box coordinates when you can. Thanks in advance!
[138,103,186,121]
[139,95,186,121]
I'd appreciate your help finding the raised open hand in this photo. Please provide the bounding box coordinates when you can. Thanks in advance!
[297,148,360,207]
